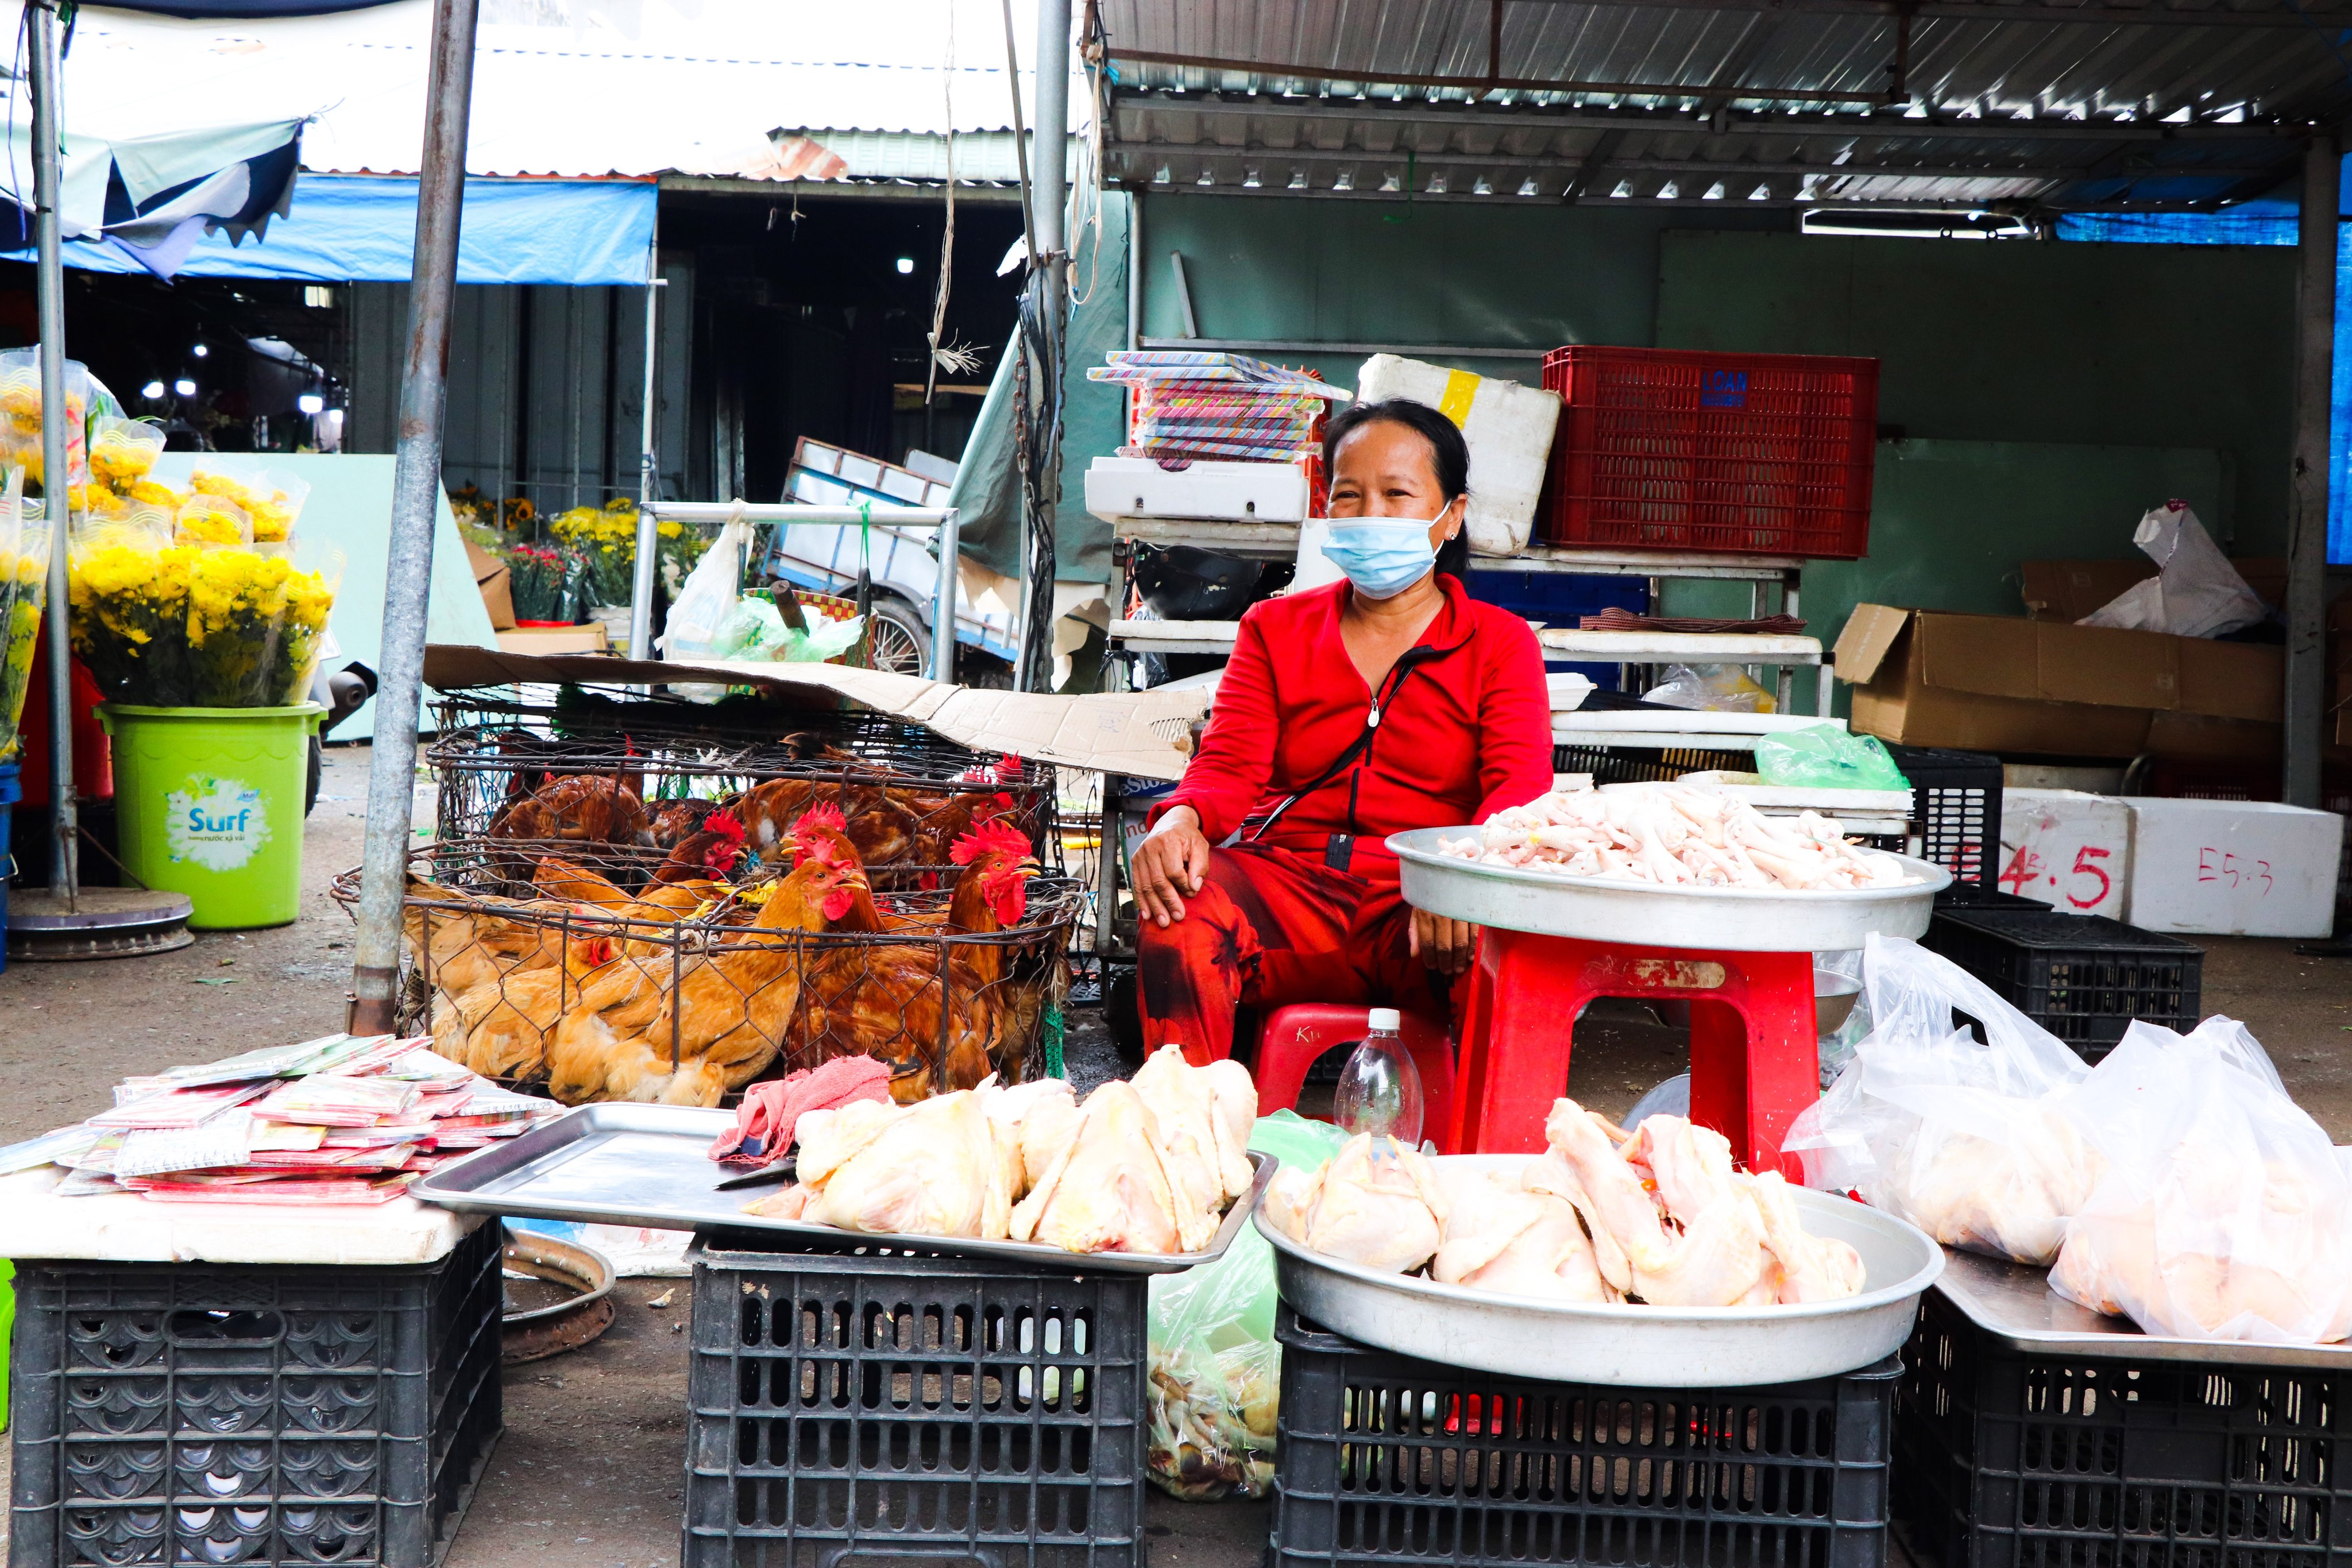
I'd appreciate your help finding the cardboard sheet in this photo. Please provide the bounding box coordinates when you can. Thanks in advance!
[420,646,1209,782]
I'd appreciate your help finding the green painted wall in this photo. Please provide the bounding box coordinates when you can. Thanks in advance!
[1108,198,2299,702]
[1654,231,2296,556]
[1136,192,1786,388]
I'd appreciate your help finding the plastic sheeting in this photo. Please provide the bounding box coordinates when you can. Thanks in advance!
[0,173,656,287]
[947,188,1127,585]
[2061,192,2352,566]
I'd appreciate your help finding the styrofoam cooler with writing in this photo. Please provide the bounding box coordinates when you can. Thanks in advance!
[1996,787,2131,917]
[2122,796,2343,938]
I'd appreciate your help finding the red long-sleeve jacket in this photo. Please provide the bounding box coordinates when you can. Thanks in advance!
[1153,576,1554,875]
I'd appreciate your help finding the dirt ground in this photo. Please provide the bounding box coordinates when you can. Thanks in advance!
[3,739,2350,1567]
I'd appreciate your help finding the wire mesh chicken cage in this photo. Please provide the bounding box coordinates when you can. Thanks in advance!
[330,847,1086,1108]
[424,683,1061,893]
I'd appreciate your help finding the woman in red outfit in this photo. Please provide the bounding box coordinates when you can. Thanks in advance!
[1130,399,1554,1063]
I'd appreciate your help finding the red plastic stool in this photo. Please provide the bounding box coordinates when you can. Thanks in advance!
[1253,1005,1458,1152]
[1450,930,1816,1176]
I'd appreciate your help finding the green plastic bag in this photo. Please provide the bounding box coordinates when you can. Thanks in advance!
[1753,724,1911,792]
[1146,1110,1349,1502]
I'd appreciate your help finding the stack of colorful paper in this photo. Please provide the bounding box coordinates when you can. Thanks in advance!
[10,1032,561,1206]
[1086,351,1346,464]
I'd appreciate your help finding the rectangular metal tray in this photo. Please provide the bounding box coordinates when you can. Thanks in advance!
[411,1101,1274,1275]
[1933,1245,2352,1368]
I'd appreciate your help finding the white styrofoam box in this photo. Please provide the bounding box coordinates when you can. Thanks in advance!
[1355,354,1564,557]
[2123,797,2345,938]
[1083,456,1309,523]
[1293,516,1345,592]
[1997,787,2131,917]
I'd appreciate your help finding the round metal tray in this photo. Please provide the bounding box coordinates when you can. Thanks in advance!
[1388,826,1949,951]
[1257,1156,1944,1387]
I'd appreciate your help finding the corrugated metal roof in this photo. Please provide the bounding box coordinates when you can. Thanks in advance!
[45,0,1086,181]
[1098,0,2342,207]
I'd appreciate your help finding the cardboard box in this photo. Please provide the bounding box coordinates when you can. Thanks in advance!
[2122,796,2343,938]
[494,624,608,655]
[1996,787,2130,917]
[1834,604,2282,760]
[2019,558,2286,622]
[464,539,516,631]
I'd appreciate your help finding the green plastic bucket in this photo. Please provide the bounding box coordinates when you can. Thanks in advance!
[98,703,325,929]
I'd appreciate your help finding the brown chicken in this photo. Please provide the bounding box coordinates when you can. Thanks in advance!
[736,777,919,871]
[540,828,870,1106]
[401,874,575,997]
[432,929,621,1081]
[651,809,750,885]
[648,797,719,848]
[531,857,728,957]
[789,813,1040,1102]
[488,773,655,852]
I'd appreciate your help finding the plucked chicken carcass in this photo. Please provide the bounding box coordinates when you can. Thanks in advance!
[1444,784,1917,892]
[534,825,869,1105]
[1881,1104,2106,1265]
[1130,1045,1260,1250]
[1263,1134,1449,1274]
[1432,1172,1612,1302]
[749,1052,1257,1256]
[1270,1099,1867,1309]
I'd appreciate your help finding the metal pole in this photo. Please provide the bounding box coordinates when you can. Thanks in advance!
[27,1,74,900]
[933,507,960,682]
[1018,0,1072,693]
[2285,134,2336,811]
[629,211,661,662]
[350,0,480,1033]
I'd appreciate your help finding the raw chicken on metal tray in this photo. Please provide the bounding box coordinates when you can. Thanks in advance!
[744,1044,1259,1256]
[1264,1099,1867,1307]
[1439,783,1919,891]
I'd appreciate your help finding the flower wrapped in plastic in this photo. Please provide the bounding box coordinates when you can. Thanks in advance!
[90,416,164,495]
[189,462,308,545]
[0,348,90,503]
[175,495,251,547]
[500,540,586,622]
[183,540,341,706]
[0,470,44,760]
[69,511,339,708]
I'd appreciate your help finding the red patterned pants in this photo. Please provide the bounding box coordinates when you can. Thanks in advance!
[1134,841,1453,1064]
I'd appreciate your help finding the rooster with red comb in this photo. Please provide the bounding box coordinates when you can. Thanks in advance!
[787,807,1046,1099]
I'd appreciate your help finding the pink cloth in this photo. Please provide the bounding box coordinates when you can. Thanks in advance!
[709,1056,893,1167]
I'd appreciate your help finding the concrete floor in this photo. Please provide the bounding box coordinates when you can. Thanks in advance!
[3,741,2351,1567]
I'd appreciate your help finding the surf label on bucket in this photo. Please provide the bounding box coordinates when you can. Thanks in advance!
[165,775,271,871]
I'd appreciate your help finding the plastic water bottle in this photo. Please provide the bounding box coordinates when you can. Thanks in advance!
[1333,1007,1424,1145]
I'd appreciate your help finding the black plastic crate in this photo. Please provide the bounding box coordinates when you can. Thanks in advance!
[1887,744,2002,893]
[1270,1308,1899,1568]
[10,1218,503,1568]
[1895,1287,2352,1568]
[1935,884,2048,913]
[1552,743,1750,786]
[1922,905,2202,1059]
[685,1238,1148,1568]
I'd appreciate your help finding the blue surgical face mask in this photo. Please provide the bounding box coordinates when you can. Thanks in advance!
[1320,516,1439,600]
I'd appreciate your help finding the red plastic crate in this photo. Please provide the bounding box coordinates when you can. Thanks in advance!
[1540,346,1880,558]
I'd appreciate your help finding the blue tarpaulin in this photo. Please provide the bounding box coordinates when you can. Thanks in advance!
[0,173,657,287]
[2060,181,2352,563]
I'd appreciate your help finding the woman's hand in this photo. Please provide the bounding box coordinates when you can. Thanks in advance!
[1131,806,1212,928]
[1410,908,1478,976]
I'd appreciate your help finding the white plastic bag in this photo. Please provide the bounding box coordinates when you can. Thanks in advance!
[1785,934,2102,1264]
[661,508,754,663]
[1640,663,1775,714]
[2050,1017,2352,1344]
[2077,501,2266,639]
